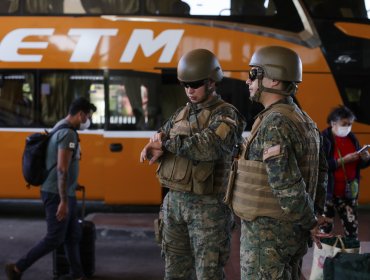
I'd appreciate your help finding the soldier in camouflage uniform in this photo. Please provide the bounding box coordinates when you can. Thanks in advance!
[226,46,331,279]
[140,49,245,279]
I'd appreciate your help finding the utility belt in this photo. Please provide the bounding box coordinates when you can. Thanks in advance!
[157,153,224,195]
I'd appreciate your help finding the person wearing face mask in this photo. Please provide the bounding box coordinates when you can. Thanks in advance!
[321,105,370,240]
[140,49,246,279]
[5,97,96,280]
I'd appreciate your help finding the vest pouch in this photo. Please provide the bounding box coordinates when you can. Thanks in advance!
[192,161,214,195]
[157,154,192,191]
[232,159,288,221]
[154,207,164,245]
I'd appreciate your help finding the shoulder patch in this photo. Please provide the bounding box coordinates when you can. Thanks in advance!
[215,122,230,140]
[263,144,281,161]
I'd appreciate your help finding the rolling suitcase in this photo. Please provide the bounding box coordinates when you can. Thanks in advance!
[53,186,96,279]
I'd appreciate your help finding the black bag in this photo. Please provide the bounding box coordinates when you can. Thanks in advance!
[53,186,96,279]
[323,252,370,280]
[22,124,75,186]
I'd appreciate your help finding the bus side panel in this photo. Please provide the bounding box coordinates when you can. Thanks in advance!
[298,73,342,130]
[0,131,40,198]
[101,136,162,205]
[0,131,106,200]
[0,17,331,73]
[77,133,106,200]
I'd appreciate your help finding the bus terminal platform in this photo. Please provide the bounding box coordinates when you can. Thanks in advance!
[0,203,369,280]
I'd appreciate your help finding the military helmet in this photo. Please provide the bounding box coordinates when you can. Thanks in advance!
[249,46,302,82]
[177,49,223,82]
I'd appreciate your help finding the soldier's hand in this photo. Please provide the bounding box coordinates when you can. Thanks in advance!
[310,215,333,249]
[150,132,166,143]
[317,215,333,227]
[148,146,164,165]
[140,141,163,164]
[140,142,150,163]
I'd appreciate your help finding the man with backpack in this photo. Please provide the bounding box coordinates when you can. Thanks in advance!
[5,97,96,280]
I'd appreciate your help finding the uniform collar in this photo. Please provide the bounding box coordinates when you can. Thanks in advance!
[257,96,294,117]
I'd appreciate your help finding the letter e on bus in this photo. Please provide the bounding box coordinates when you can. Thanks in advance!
[0,28,54,62]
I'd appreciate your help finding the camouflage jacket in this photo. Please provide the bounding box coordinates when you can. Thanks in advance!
[160,94,246,163]
[247,97,327,230]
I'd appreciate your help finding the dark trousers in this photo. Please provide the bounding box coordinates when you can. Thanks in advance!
[16,191,84,278]
[322,196,358,239]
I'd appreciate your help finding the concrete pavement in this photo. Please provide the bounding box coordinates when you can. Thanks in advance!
[1,204,369,280]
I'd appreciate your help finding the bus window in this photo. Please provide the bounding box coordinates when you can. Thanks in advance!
[80,0,139,14]
[145,0,302,32]
[24,0,63,14]
[89,83,105,127]
[0,72,34,127]
[217,74,264,131]
[108,72,162,130]
[336,74,370,125]
[40,71,103,127]
[0,0,19,14]
[8,1,305,33]
[160,70,188,121]
[145,0,273,16]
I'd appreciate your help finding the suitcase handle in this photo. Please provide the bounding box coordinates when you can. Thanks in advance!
[77,184,86,219]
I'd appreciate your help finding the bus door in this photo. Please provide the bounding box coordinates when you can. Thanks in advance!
[101,71,163,205]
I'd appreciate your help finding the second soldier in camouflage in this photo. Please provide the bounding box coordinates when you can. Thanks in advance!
[140,48,245,279]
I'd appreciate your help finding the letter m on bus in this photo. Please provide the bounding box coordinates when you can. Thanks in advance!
[120,29,184,63]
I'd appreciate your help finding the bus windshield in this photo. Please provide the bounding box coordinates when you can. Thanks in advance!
[2,1,369,20]
[303,0,370,19]
[0,0,304,32]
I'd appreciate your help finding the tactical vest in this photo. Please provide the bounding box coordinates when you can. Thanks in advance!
[225,103,320,221]
[157,100,233,195]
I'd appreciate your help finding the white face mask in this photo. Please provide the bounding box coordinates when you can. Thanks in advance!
[79,118,91,130]
[335,125,352,137]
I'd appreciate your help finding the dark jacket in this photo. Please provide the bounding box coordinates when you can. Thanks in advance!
[322,127,370,200]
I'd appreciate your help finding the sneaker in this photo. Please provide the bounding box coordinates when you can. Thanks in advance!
[4,264,22,280]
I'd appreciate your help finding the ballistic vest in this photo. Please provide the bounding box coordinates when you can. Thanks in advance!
[225,103,320,221]
[157,99,234,195]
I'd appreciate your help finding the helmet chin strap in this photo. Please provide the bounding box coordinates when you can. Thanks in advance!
[264,83,298,96]
[251,79,297,102]
[198,81,214,103]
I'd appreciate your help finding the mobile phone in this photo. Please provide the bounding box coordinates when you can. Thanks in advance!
[357,144,370,154]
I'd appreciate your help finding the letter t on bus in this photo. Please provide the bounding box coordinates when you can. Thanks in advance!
[68,28,118,62]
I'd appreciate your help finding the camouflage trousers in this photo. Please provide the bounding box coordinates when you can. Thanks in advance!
[240,217,309,280]
[162,190,233,280]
